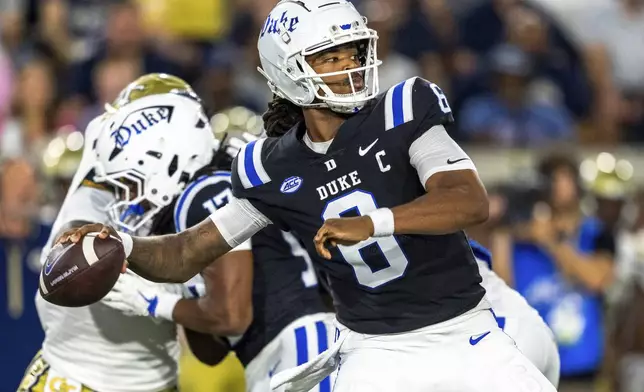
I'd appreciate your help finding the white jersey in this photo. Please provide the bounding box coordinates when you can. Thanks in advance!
[471,242,560,387]
[36,115,181,392]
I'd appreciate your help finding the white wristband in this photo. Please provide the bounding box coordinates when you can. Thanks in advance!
[117,231,133,258]
[155,292,182,321]
[367,208,395,237]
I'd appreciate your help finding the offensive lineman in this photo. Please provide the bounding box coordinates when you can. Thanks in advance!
[58,1,557,391]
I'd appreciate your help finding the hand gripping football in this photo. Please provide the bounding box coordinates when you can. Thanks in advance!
[39,233,125,307]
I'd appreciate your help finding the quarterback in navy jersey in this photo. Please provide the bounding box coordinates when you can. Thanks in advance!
[61,1,557,391]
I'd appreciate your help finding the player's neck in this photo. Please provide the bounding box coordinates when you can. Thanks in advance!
[302,108,345,142]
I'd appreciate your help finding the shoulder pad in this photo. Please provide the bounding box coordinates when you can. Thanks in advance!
[383,77,454,132]
[173,171,233,232]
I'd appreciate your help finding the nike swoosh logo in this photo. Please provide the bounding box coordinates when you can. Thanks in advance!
[44,244,74,276]
[139,292,158,316]
[447,157,469,165]
[358,139,379,156]
[269,359,282,377]
[469,331,491,346]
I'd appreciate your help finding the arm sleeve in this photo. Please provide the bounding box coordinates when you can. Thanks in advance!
[408,124,478,186]
[173,173,255,252]
[209,196,271,248]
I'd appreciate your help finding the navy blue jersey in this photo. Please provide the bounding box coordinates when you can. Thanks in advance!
[169,171,327,366]
[231,77,485,334]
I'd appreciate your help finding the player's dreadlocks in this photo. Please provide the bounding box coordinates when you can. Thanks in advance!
[262,96,304,137]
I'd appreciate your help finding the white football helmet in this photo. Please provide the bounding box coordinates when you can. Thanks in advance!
[93,93,217,233]
[257,0,381,114]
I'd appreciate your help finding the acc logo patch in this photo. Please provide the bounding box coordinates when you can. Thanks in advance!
[280,176,303,194]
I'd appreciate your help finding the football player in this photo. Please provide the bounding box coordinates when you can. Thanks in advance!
[468,239,561,387]
[59,1,557,391]
[19,74,219,392]
[98,105,335,392]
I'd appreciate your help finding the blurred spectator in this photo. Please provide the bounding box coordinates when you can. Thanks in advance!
[590,171,631,233]
[363,0,419,90]
[0,42,13,121]
[459,0,519,56]
[66,1,179,109]
[581,0,644,142]
[454,1,595,129]
[76,57,139,131]
[492,153,615,387]
[139,0,229,41]
[1,57,57,157]
[391,0,453,94]
[0,158,50,390]
[603,188,644,392]
[0,0,26,57]
[504,5,592,120]
[199,43,271,114]
[459,44,573,146]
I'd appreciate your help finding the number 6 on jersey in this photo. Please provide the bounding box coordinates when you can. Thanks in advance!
[321,190,409,288]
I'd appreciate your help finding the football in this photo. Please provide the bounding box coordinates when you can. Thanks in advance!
[39,233,126,307]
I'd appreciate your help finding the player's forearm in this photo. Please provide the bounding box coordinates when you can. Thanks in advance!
[391,184,488,235]
[172,299,213,333]
[127,220,232,283]
[172,297,251,336]
[172,298,230,335]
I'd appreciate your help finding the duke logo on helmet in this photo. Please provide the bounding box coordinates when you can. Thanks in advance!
[110,105,174,148]
[280,176,303,194]
[260,11,299,37]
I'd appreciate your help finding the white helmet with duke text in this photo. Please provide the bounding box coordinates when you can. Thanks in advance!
[93,93,217,233]
[257,0,381,114]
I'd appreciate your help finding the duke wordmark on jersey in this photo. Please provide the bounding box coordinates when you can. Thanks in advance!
[316,170,361,200]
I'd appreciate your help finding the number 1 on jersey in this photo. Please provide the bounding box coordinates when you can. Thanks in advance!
[282,231,318,288]
[321,190,409,288]
[201,188,233,214]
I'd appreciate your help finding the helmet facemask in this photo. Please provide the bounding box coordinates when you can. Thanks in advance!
[94,161,185,235]
[100,173,164,234]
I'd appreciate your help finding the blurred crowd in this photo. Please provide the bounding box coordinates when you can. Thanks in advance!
[2,0,644,157]
[3,0,644,391]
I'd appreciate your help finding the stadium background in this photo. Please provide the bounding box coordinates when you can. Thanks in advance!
[2,0,644,391]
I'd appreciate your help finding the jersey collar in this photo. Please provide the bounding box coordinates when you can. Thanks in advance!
[281,109,370,160]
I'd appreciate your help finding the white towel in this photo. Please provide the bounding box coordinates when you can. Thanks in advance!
[270,324,349,392]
